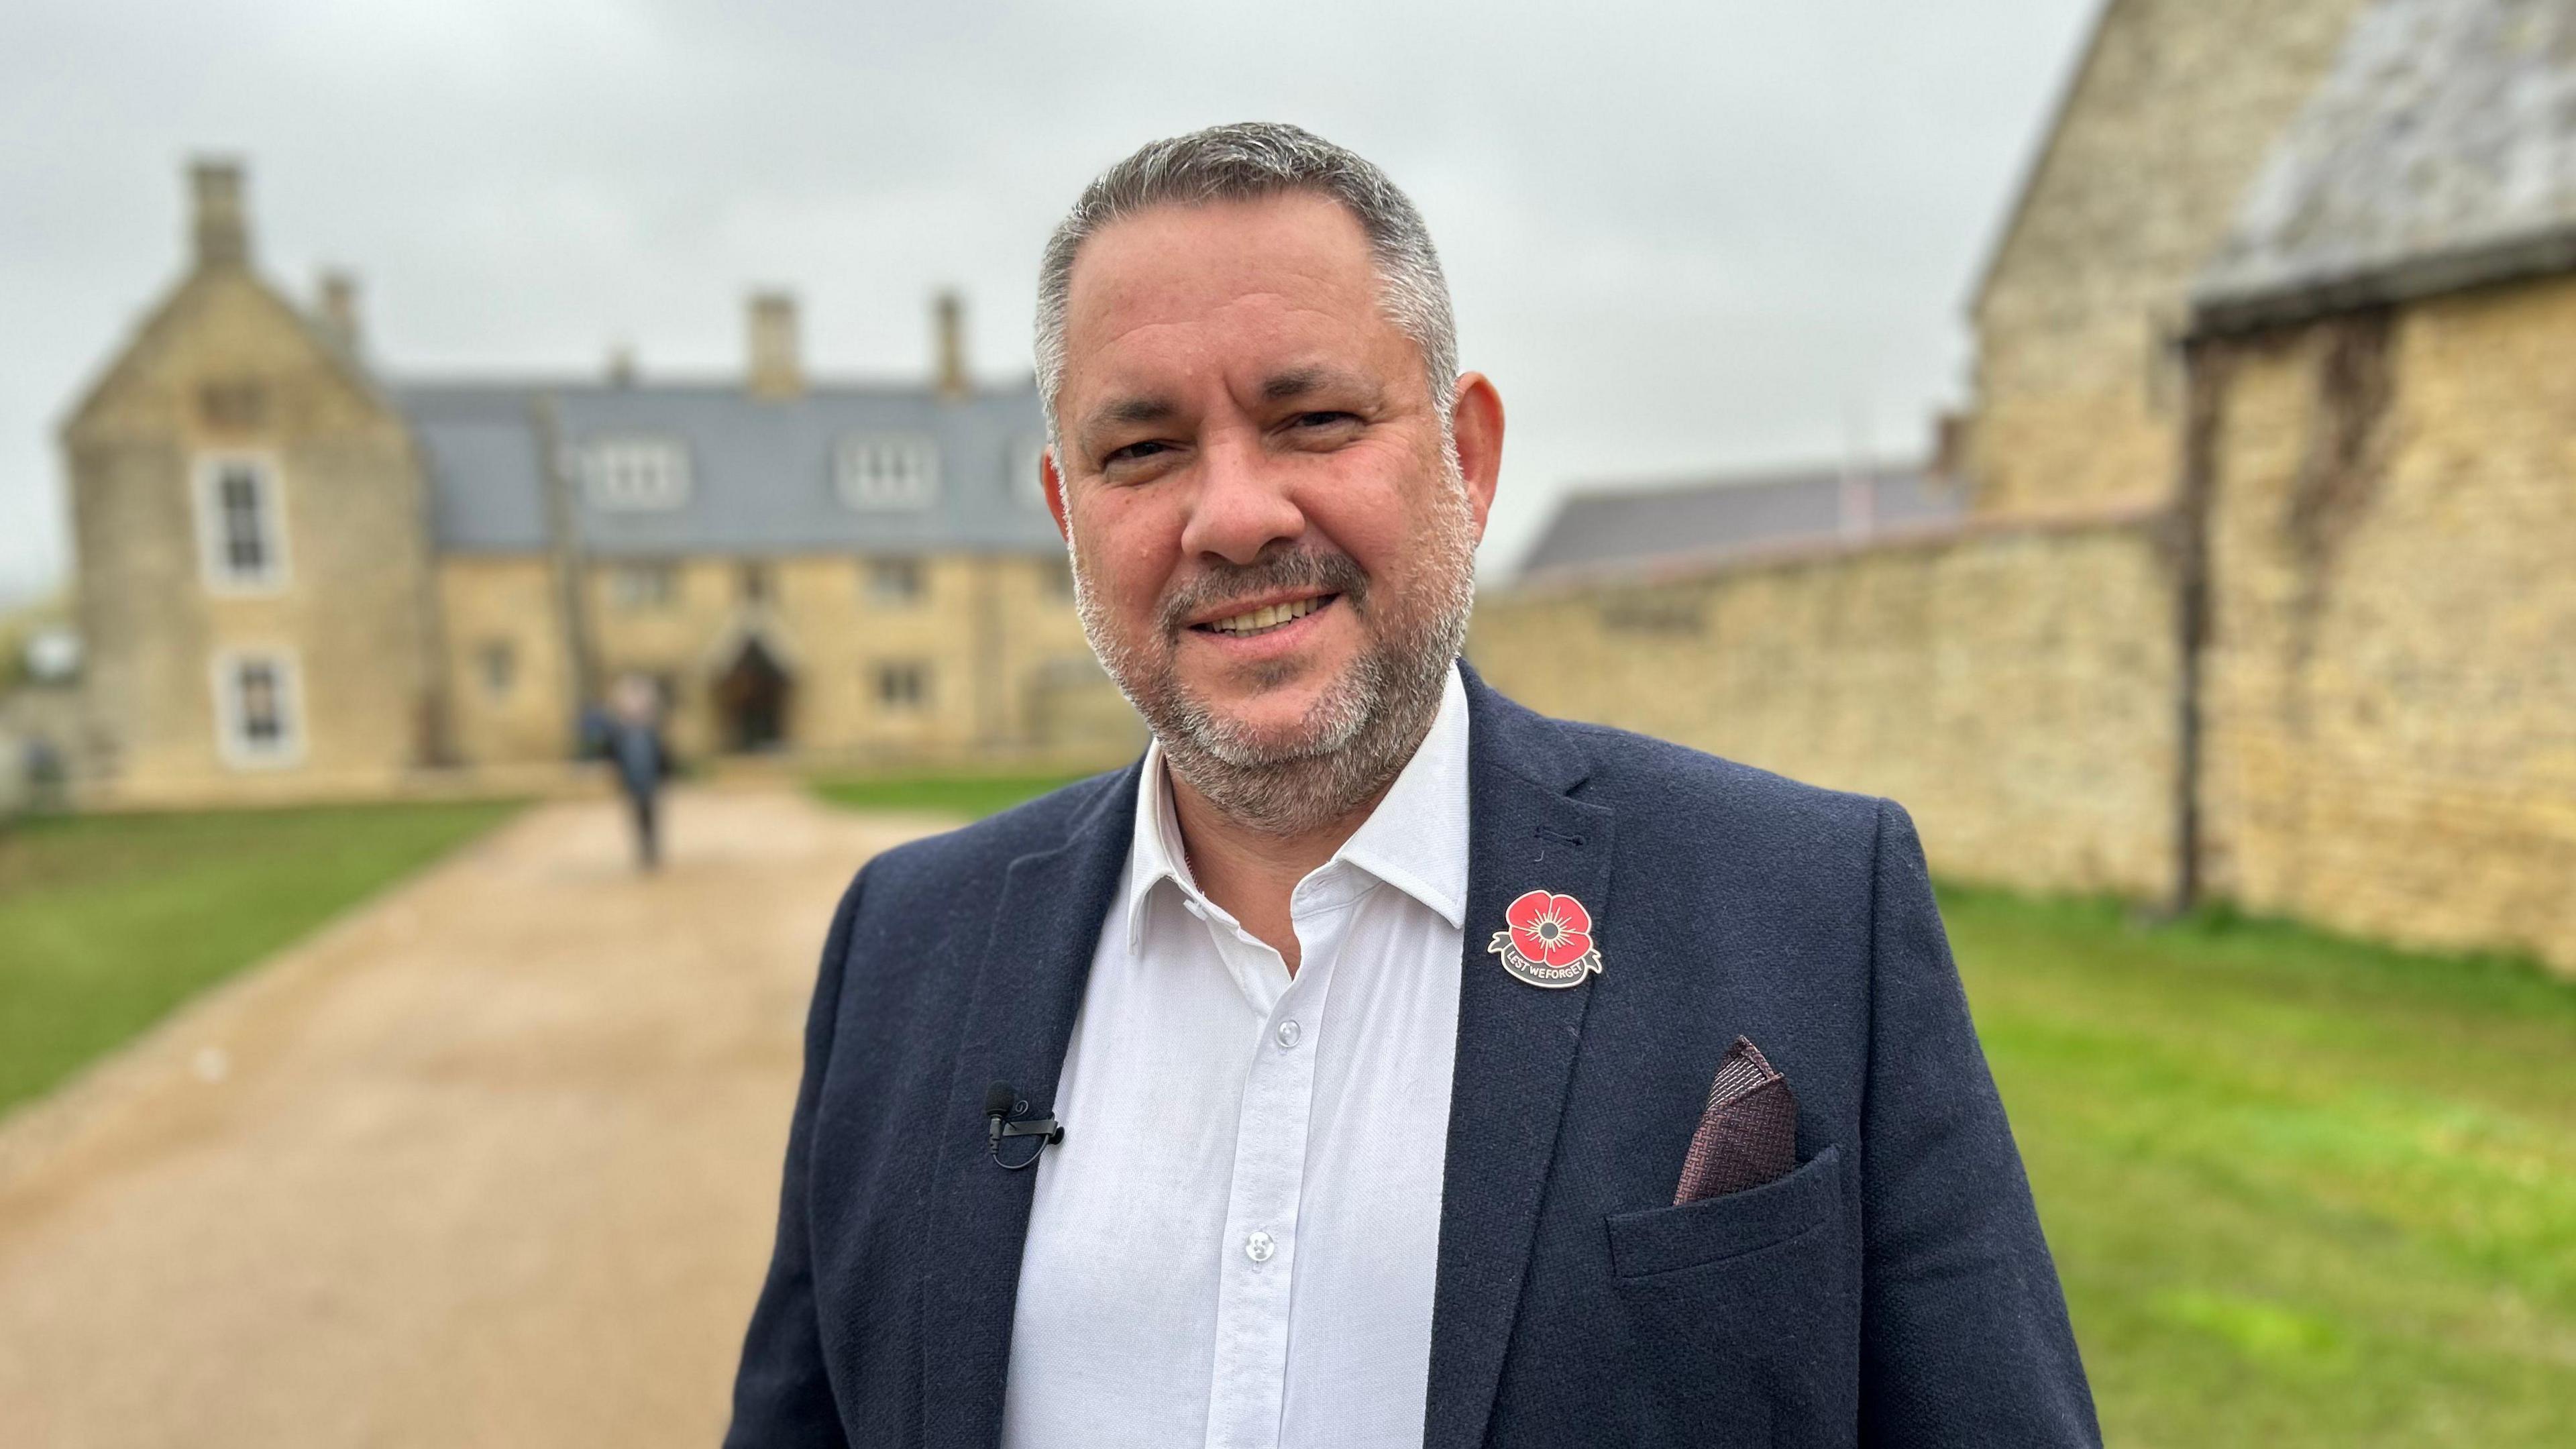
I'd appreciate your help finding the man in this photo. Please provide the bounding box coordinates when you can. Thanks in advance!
[727,123,2097,1448]
[596,674,672,871]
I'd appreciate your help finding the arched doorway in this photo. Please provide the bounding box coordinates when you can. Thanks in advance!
[713,637,792,752]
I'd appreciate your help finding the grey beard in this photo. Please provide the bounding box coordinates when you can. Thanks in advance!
[1071,453,1478,837]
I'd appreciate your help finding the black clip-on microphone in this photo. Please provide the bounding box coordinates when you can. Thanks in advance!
[986,1081,1065,1171]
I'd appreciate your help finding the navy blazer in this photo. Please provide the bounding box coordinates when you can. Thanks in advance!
[727,669,2100,1448]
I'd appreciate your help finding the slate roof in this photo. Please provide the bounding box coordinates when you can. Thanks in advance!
[2196,0,2576,329]
[1514,464,1963,582]
[396,378,1061,557]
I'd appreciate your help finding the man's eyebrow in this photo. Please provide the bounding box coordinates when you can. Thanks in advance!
[1260,366,1375,403]
[1080,394,1176,439]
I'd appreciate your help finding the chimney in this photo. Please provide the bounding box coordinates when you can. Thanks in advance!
[934,290,969,399]
[191,158,250,269]
[1931,409,1970,483]
[316,270,361,353]
[605,344,637,388]
[746,291,802,400]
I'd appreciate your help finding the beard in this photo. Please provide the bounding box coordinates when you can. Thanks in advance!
[1070,448,1478,837]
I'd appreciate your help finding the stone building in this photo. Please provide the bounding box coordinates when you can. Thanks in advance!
[1472,0,2576,972]
[2177,0,2576,967]
[60,162,1136,802]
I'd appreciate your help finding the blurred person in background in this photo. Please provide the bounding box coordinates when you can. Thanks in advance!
[600,674,670,871]
[727,123,2096,1448]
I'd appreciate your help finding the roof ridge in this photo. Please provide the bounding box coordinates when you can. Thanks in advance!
[1554,458,1925,504]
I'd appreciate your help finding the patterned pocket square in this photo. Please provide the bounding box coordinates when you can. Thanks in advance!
[1674,1036,1800,1205]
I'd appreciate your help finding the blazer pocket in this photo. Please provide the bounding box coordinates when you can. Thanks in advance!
[1605,1144,1843,1279]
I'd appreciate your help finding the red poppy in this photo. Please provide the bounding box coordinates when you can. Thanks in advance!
[1505,890,1593,969]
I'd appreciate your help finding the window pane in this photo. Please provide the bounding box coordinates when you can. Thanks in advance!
[217,465,269,577]
[868,557,922,603]
[585,438,690,509]
[838,435,938,509]
[237,661,282,744]
[874,661,928,709]
[611,564,677,608]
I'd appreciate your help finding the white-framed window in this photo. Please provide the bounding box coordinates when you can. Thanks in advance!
[836,433,938,511]
[865,557,924,606]
[193,453,288,592]
[211,647,304,768]
[873,661,929,712]
[1014,437,1051,510]
[607,562,679,608]
[583,436,692,510]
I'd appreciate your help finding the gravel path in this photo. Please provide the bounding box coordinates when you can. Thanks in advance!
[0,787,929,1448]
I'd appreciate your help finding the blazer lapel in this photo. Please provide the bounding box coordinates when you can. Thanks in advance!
[919,763,1140,1449]
[1425,669,1615,1449]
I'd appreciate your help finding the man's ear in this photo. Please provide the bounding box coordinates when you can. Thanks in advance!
[1448,373,1505,541]
[1041,445,1071,540]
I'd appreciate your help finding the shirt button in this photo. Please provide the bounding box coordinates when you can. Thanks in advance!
[1244,1230,1275,1263]
[1275,1019,1301,1049]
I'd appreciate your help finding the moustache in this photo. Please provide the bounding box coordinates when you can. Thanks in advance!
[1157,549,1371,639]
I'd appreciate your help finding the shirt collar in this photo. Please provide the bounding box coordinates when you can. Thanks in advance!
[1122,663,1472,953]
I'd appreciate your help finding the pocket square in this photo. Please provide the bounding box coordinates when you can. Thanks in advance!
[1674,1036,1800,1205]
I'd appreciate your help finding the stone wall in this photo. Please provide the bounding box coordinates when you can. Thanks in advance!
[1966,0,2371,517]
[1470,514,2180,897]
[2194,273,2576,971]
[1473,268,2576,976]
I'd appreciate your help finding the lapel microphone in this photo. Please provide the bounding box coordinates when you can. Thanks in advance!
[985,1081,1065,1171]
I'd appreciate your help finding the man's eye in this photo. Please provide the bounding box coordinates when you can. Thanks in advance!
[1295,411,1359,429]
[1104,440,1169,465]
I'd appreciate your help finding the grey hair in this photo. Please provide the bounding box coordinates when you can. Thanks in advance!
[1034,121,1460,453]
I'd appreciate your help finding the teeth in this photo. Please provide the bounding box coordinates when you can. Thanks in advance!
[1210,596,1324,635]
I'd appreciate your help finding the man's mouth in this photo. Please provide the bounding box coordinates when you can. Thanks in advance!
[1193,594,1338,637]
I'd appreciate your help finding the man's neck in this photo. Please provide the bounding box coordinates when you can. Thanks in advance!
[1166,767,1389,977]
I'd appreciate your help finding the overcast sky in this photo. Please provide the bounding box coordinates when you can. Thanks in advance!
[0,0,2097,606]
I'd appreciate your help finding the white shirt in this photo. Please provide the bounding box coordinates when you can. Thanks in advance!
[999,666,1470,1449]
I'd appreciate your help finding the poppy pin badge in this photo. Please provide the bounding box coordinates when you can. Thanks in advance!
[1488,889,1604,989]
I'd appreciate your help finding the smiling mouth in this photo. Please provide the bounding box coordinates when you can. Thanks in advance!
[1194,594,1338,638]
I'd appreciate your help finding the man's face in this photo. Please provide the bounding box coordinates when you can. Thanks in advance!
[1046,193,1499,777]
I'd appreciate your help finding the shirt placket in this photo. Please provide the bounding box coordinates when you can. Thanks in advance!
[1199,881,1354,1449]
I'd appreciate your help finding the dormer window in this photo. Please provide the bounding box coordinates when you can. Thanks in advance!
[584,436,691,510]
[193,453,288,592]
[1015,437,1051,510]
[837,433,938,511]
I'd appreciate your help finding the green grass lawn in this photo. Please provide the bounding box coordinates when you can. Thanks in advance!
[0,800,521,1115]
[808,769,1097,820]
[804,775,2576,1442]
[1945,889,2576,1447]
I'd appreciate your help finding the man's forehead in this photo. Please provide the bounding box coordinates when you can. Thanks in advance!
[1059,194,1412,413]
[1064,194,1381,345]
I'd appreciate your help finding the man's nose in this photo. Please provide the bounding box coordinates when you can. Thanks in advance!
[1179,431,1304,565]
